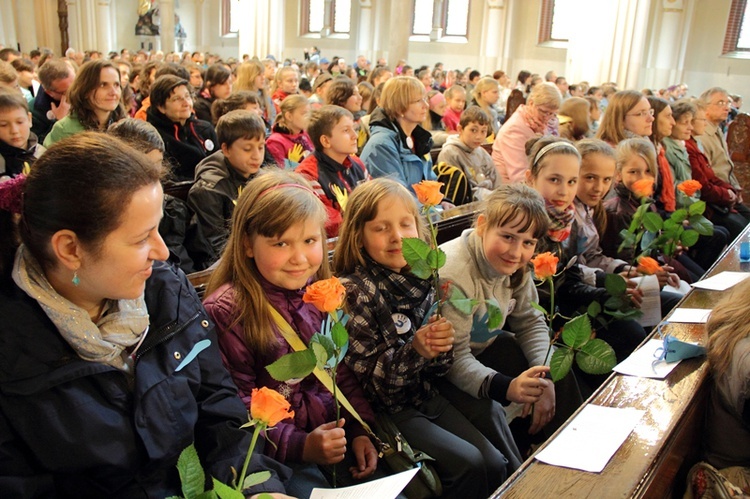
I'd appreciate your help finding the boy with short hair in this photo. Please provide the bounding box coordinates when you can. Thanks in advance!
[296,104,370,237]
[443,85,466,132]
[437,106,501,201]
[188,110,267,261]
[0,89,45,180]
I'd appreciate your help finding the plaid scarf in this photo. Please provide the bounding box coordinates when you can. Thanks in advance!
[545,199,575,242]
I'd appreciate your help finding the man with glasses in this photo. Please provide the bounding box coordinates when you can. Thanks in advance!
[31,60,74,144]
[699,87,742,191]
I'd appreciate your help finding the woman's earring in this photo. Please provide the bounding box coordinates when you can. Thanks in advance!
[72,271,80,287]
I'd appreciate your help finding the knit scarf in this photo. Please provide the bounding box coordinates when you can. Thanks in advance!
[545,199,575,242]
[517,104,548,134]
[12,246,150,373]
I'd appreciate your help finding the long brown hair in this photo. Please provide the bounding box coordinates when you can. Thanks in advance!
[576,138,616,235]
[68,60,126,130]
[596,90,643,144]
[206,169,329,355]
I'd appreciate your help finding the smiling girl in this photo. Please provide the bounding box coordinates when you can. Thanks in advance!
[203,170,379,496]
[334,178,510,499]
[266,94,313,168]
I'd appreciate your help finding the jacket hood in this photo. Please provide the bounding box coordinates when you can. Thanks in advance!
[444,134,474,153]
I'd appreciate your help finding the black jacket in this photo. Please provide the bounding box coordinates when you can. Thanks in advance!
[0,132,44,178]
[147,107,218,181]
[0,261,290,498]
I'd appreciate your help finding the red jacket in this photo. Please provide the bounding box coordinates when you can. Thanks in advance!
[685,137,738,211]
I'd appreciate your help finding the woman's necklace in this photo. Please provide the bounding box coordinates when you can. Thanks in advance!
[406,136,414,149]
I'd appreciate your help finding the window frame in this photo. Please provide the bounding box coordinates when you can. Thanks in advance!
[220,0,239,38]
[722,0,750,56]
[409,0,470,43]
[301,0,352,38]
[537,0,569,49]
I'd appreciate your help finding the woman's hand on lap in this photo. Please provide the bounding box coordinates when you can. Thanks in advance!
[302,419,347,465]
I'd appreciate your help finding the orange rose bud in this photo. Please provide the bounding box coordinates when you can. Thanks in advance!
[303,276,346,313]
[636,256,663,275]
[250,387,295,426]
[413,180,444,206]
[677,180,702,197]
[531,252,559,280]
[631,178,654,199]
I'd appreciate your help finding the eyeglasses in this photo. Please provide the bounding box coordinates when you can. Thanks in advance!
[536,106,557,118]
[168,94,193,104]
[410,97,429,105]
[627,109,655,118]
[710,100,730,107]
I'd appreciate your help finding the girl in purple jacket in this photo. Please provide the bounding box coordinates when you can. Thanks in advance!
[203,169,379,497]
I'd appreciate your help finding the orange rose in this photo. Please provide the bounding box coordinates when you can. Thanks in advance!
[531,252,559,280]
[412,180,444,206]
[677,180,702,197]
[631,178,654,199]
[250,387,294,426]
[636,256,663,275]
[303,276,346,313]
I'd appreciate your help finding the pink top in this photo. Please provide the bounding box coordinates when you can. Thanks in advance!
[492,109,538,184]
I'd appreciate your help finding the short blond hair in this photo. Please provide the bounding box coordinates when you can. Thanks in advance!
[615,137,658,178]
[472,77,499,104]
[528,82,562,109]
[379,76,425,120]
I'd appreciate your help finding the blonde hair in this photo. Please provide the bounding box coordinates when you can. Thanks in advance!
[615,137,658,178]
[235,60,265,92]
[558,97,591,140]
[274,94,308,127]
[472,77,499,106]
[527,82,562,109]
[577,138,616,234]
[706,277,750,380]
[271,66,298,94]
[206,169,330,355]
[379,76,425,121]
[333,178,427,276]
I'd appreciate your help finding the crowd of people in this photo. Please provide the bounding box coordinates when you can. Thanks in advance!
[0,42,749,498]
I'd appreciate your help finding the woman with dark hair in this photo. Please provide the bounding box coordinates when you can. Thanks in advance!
[193,63,233,122]
[0,133,292,498]
[43,60,126,146]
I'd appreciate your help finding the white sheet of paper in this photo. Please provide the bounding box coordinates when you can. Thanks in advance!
[667,307,712,323]
[310,468,420,499]
[629,275,661,327]
[535,404,644,473]
[612,339,681,379]
[691,271,750,291]
[664,278,691,295]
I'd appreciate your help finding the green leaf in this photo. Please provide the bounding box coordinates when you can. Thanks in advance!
[196,493,218,499]
[243,471,272,489]
[689,216,714,236]
[550,347,575,382]
[604,296,624,310]
[680,229,700,247]
[312,333,335,354]
[642,212,663,232]
[670,208,688,223]
[426,248,446,269]
[604,273,627,296]
[176,443,206,499]
[311,341,329,369]
[446,285,478,315]
[331,321,349,349]
[587,301,601,318]
[486,299,504,330]
[663,218,678,231]
[401,237,431,267]
[409,259,433,280]
[561,315,591,349]
[576,339,617,374]
[266,349,316,381]
[530,301,548,316]
[212,478,244,499]
[688,200,706,216]
[605,308,643,321]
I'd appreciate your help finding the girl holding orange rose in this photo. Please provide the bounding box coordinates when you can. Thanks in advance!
[203,170,381,497]
[438,184,586,457]
[525,136,648,371]
[334,178,509,499]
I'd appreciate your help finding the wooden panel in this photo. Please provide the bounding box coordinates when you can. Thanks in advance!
[492,225,750,498]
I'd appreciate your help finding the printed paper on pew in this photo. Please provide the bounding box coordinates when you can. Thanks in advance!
[310,467,419,499]
[667,307,712,323]
[612,339,681,379]
[535,405,644,473]
[691,271,750,291]
[628,275,661,327]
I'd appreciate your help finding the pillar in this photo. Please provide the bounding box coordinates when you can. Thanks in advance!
[160,0,175,54]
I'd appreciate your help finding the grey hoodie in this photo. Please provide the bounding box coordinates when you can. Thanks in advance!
[437,135,501,201]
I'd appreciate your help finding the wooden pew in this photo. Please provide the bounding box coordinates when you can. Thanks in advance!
[187,201,484,299]
[727,112,750,203]
[491,226,750,498]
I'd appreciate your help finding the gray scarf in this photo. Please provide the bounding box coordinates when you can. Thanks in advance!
[12,245,150,373]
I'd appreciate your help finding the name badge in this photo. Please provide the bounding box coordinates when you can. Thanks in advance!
[204,139,214,151]
[392,313,411,335]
